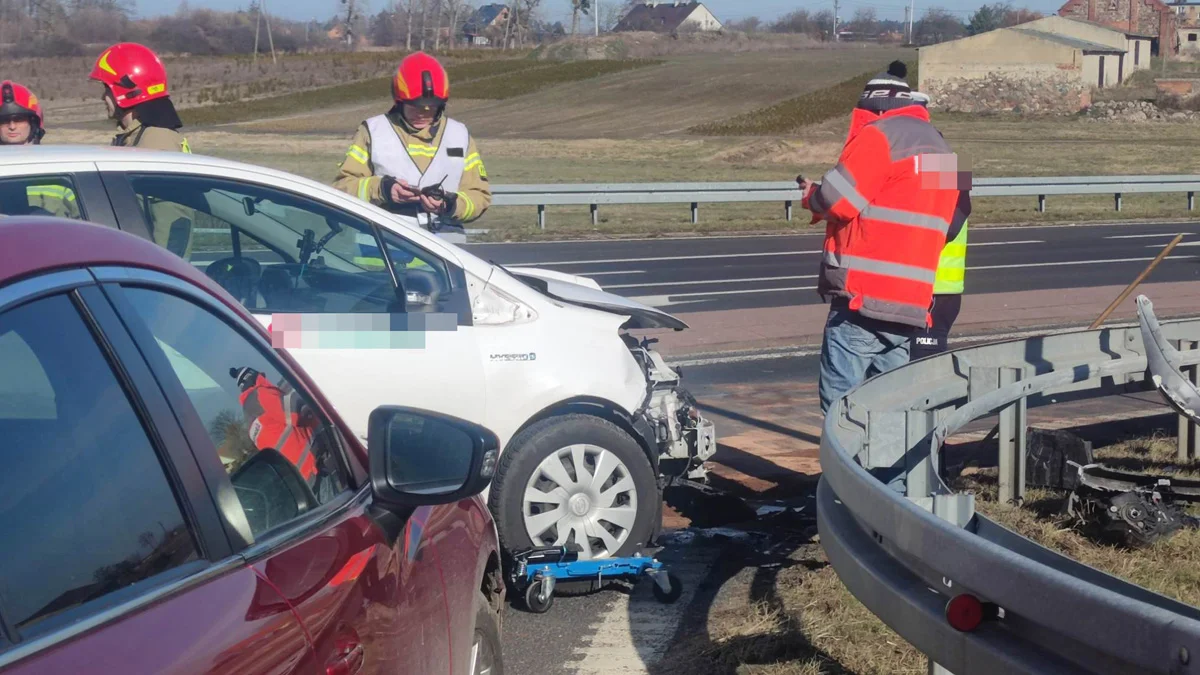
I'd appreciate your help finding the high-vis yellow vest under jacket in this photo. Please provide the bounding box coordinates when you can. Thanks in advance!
[933,219,967,295]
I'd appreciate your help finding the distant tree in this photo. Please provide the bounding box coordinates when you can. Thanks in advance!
[1001,6,1042,26]
[570,0,590,35]
[914,6,965,44]
[727,16,761,33]
[848,7,877,35]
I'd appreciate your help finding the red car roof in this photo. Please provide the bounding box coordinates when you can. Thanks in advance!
[0,216,368,469]
[0,216,243,312]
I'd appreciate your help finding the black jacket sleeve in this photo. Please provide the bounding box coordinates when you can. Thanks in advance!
[946,190,970,243]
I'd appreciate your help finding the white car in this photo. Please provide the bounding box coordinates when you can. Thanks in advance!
[0,145,718,560]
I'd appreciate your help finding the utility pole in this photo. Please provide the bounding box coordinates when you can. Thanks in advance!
[908,0,915,44]
[595,0,600,36]
[833,0,840,41]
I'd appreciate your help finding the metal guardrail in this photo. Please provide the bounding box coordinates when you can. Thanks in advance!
[817,298,1200,675]
[490,176,1200,228]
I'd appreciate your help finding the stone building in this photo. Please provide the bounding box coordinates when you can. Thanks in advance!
[1058,0,1177,54]
[917,20,1140,114]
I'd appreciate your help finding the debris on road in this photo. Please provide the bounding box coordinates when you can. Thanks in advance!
[1026,427,1094,490]
[1065,460,1200,548]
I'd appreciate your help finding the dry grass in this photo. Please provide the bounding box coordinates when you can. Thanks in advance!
[653,540,924,675]
[955,434,1200,608]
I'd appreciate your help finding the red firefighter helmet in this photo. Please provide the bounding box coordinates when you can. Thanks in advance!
[392,52,449,107]
[90,42,170,109]
[0,81,44,144]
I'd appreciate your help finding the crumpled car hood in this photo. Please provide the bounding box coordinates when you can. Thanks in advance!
[501,266,689,331]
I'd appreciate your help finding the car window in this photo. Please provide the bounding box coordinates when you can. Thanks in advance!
[120,287,352,540]
[0,175,85,221]
[124,174,410,314]
[0,294,199,637]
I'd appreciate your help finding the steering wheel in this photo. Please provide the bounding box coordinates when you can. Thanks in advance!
[205,257,263,308]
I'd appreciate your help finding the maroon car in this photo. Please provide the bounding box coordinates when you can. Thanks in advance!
[0,216,506,675]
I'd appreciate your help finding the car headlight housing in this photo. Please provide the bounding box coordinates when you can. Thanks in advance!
[471,278,538,326]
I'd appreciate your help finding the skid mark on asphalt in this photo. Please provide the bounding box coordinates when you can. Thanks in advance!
[569,545,721,675]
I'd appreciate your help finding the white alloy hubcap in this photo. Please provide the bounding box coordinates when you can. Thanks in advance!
[522,444,639,559]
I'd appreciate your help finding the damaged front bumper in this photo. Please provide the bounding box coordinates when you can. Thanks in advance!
[624,335,718,480]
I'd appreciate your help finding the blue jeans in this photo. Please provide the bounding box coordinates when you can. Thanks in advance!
[818,302,914,415]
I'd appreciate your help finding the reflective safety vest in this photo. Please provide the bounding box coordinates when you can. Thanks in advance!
[933,219,967,295]
[238,371,318,480]
[352,231,433,272]
[804,105,961,329]
[364,114,468,233]
[26,184,81,220]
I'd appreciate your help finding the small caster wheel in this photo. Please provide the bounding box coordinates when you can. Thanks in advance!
[652,572,683,604]
[525,579,554,613]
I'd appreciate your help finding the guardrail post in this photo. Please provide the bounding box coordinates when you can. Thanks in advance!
[998,366,1028,505]
[906,410,936,500]
[690,202,699,224]
[1190,191,1195,211]
[1179,339,1199,461]
[537,204,546,230]
[785,200,793,221]
[590,204,598,226]
[1038,194,1046,213]
[1115,192,1123,211]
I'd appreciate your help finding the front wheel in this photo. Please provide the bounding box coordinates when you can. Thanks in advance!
[470,590,504,675]
[490,414,659,562]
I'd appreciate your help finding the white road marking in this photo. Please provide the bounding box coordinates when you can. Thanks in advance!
[1152,241,1200,247]
[969,254,1197,270]
[1109,233,1189,239]
[581,270,647,276]
[569,547,719,675]
[511,240,1043,267]
[606,274,817,289]
[627,286,818,306]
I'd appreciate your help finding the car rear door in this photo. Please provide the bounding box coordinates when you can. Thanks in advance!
[95,164,488,447]
[0,271,310,674]
[93,267,456,675]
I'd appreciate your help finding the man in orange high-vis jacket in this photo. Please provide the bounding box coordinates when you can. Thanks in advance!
[800,61,961,415]
[232,366,319,480]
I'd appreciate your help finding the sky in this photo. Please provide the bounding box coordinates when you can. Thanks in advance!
[134,0,1067,27]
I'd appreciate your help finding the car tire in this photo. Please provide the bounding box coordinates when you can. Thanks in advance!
[470,589,504,675]
[490,414,658,566]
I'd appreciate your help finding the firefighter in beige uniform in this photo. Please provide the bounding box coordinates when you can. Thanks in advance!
[90,41,195,258]
[334,51,490,246]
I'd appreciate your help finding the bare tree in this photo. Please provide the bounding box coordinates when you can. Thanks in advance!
[405,0,415,49]
[418,0,428,49]
[570,0,589,35]
[442,0,465,49]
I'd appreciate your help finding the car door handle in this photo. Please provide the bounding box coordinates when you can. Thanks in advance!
[325,632,365,675]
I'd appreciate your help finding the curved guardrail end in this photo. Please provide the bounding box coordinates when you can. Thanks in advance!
[1137,294,1200,423]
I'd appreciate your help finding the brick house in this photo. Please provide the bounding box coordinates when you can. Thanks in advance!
[1058,0,1178,54]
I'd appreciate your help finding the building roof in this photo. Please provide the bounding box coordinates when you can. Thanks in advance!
[614,1,706,32]
[463,3,508,33]
[1013,27,1129,51]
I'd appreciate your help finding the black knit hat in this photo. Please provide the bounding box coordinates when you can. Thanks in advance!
[858,60,919,113]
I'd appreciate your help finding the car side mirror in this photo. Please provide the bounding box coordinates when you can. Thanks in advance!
[367,406,499,509]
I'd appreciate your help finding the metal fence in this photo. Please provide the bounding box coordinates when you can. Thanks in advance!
[817,296,1200,675]
[490,175,1200,228]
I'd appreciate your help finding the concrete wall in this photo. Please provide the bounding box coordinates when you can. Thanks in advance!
[918,28,1084,91]
[1127,36,1153,68]
[1181,27,1200,52]
[1019,15,1127,49]
[1085,52,1123,87]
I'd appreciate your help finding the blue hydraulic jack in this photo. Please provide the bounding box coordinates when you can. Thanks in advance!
[510,546,683,613]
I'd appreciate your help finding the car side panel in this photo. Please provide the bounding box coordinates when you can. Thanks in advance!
[430,496,502,675]
[2,566,311,675]
[253,500,452,675]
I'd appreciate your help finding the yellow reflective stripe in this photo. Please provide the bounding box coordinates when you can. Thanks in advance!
[353,256,386,269]
[181,138,191,153]
[406,145,437,157]
[346,145,369,164]
[456,191,475,220]
[357,178,370,201]
[464,155,484,173]
[26,186,69,198]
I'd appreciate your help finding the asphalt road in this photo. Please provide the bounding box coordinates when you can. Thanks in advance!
[464,222,1200,314]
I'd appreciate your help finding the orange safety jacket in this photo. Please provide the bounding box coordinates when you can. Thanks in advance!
[803,104,961,329]
[238,370,319,479]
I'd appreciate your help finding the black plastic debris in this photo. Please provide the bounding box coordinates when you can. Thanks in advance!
[1065,461,1200,548]
[1026,428,1094,490]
